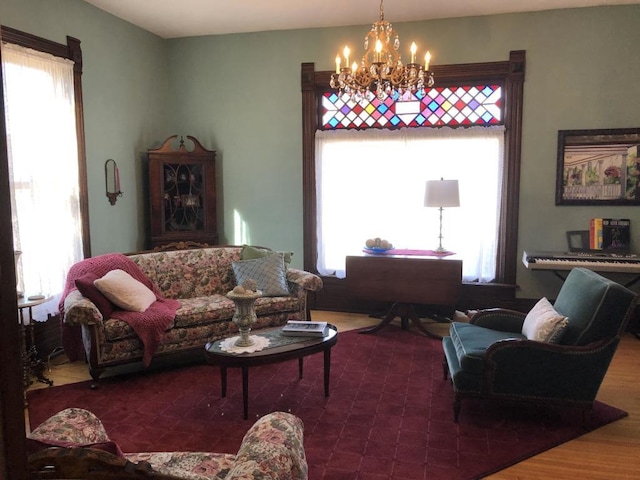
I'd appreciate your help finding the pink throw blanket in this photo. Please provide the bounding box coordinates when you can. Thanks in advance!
[60,253,180,367]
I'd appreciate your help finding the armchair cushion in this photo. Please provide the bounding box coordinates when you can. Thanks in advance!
[450,321,525,374]
[521,297,568,343]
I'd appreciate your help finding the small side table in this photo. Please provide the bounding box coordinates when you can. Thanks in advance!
[18,294,54,388]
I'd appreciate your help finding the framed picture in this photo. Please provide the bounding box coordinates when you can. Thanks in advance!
[556,128,640,205]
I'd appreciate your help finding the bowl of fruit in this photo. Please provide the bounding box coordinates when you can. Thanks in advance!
[364,237,393,254]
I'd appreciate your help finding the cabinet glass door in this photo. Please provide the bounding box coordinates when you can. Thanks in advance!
[163,162,204,232]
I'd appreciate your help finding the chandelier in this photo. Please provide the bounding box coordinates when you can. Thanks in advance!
[330,0,434,101]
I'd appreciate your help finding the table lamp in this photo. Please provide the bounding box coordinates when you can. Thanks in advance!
[424,178,460,253]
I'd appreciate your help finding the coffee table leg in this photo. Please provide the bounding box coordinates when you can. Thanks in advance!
[324,348,331,397]
[298,358,303,379]
[242,366,249,420]
[220,367,227,398]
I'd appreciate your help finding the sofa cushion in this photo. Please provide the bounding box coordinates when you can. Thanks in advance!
[241,244,293,265]
[232,253,289,296]
[521,297,568,343]
[130,247,241,299]
[450,321,526,374]
[94,269,156,312]
[74,272,115,319]
[173,295,236,328]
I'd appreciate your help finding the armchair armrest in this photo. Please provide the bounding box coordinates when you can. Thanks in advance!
[286,268,323,292]
[29,408,111,445]
[471,308,526,333]
[226,411,307,480]
[484,337,621,402]
[62,290,103,326]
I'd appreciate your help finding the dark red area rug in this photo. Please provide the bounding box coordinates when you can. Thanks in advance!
[27,328,627,480]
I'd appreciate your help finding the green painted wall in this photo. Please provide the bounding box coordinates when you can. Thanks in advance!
[166,6,640,299]
[0,0,168,255]
[2,2,640,299]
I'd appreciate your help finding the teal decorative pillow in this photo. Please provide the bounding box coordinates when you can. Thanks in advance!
[241,245,293,266]
[232,253,289,297]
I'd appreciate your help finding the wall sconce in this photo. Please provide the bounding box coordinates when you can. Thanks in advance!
[105,159,123,205]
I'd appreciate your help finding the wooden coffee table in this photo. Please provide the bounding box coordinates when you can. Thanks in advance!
[205,324,338,419]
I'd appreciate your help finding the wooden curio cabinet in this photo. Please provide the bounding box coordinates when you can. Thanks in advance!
[147,135,218,248]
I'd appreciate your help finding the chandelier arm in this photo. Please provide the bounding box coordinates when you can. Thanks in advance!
[330,0,434,100]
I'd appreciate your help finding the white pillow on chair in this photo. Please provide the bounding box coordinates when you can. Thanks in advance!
[521,297,569,343]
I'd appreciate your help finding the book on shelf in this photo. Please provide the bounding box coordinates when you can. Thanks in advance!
[589,218,630,252]
[282,320,328,337]
[589,218,603,250]
[602,218,630,252]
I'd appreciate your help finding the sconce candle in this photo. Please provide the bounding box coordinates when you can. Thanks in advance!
[105,158,123,205]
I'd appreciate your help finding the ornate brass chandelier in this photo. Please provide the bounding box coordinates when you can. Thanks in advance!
[330,0,434,101]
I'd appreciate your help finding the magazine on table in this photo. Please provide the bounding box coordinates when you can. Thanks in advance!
[282,320,328,337]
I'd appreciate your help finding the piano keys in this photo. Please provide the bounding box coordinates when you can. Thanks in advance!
[522,250,640,274]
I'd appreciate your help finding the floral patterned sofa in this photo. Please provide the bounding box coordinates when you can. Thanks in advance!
[28,408,308,479]
[61,246,323,380]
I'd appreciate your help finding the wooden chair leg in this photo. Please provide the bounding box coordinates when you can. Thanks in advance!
[442,356,449,380]
[453,397,461,423]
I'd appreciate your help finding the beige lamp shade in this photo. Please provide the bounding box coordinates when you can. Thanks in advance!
[424,179,460,208]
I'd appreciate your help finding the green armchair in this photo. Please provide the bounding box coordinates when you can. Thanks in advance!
[442,267,637,422]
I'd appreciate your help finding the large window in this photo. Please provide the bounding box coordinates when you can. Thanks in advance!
[316,126,503,281]
[301,51,525,286]
[1,27,89,317]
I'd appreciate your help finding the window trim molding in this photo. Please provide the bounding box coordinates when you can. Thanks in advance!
[1,25,91,258]
[301,50,525,285]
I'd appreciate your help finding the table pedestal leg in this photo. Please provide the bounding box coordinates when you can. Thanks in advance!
[220,367,227,397]
[242,366,249,420]
[323,348,331,397]
[359,302,445,339]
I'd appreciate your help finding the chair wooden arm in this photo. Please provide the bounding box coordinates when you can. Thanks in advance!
[28,447,185,480]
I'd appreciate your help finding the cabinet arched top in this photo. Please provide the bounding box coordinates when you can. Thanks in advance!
[149,135,215,156]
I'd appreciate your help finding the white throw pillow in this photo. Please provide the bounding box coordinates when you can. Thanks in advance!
[93,269,156,312]
[521,297,569,343]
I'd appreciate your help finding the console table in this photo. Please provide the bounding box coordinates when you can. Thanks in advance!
[345,254,462,338]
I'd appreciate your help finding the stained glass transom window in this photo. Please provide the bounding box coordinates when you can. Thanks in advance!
[321,85,503,130]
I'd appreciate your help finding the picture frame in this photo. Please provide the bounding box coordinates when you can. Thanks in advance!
[556,128,640,205]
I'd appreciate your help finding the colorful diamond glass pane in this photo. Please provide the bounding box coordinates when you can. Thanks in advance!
[321,85,502,129]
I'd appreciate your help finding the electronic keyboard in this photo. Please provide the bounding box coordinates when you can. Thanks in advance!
[522,250,640,273]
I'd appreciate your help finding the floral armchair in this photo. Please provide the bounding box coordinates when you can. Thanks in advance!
[28,408,308,480]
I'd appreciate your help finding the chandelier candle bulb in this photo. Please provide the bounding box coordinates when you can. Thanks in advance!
[335,55,340,73]
[425,51,431,71]
[410,42,417,63]
[343,46,350,66]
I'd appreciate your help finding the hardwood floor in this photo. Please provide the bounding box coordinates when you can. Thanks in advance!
[28,311,640,479]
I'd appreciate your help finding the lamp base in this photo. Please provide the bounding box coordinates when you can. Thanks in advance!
[430,247,455,256]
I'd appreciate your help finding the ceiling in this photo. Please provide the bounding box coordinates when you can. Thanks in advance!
[82,0,639,38]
